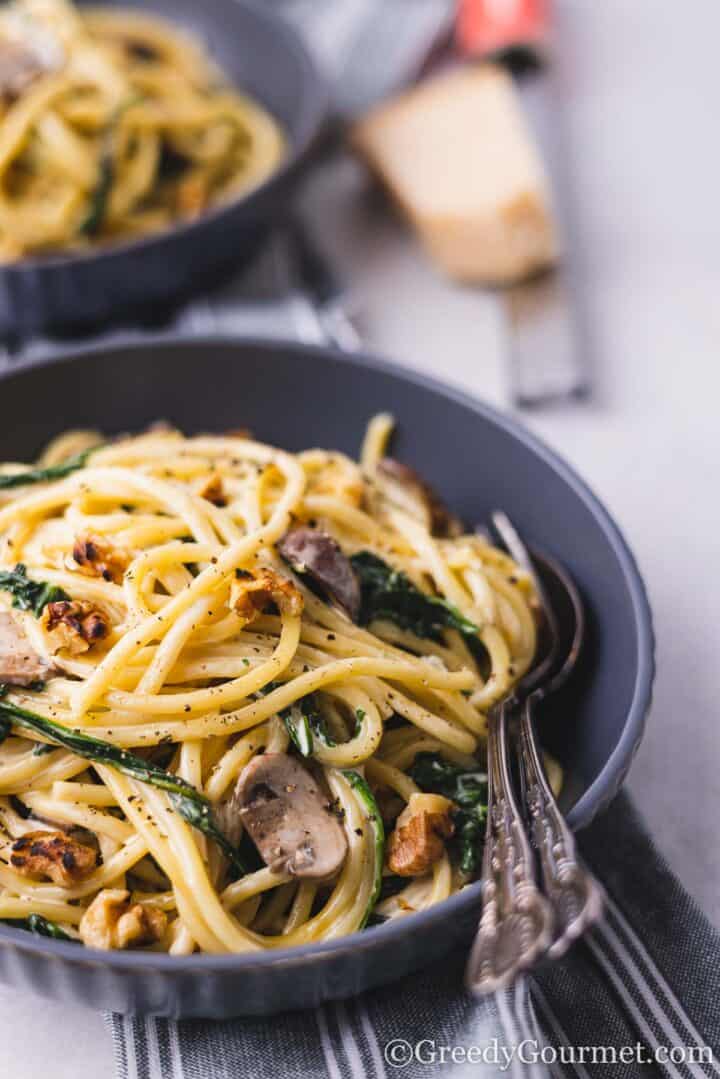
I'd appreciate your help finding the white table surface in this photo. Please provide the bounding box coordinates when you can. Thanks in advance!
[4,2,720,1075]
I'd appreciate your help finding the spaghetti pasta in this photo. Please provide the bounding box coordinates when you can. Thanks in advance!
[0,418,548,953]
[0,0,284,259]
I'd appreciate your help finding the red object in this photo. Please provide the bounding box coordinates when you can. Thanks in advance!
[456,0,551,57]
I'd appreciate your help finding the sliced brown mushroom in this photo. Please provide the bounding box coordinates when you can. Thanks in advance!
[0,611,55,687]
[0,40,50,102]
[377,458,463,537]
[232,753,347,879]
[278,527,361,621]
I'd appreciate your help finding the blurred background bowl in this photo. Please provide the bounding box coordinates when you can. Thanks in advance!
[0,0,327,340]
[0,337,654,1016]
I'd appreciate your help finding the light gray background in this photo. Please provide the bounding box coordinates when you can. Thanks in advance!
[3,1,719,1074]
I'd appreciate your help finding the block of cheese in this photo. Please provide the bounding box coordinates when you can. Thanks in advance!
[352,64,557,285]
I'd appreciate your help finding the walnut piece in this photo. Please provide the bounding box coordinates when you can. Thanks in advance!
[70,533,129,584]
[230,568,303,624]
[196,472,226,507]
[386,792,454,877]
[79,889,167,950]
[10,830,98,886]
[176,174,207,218]
[42,599,110,655]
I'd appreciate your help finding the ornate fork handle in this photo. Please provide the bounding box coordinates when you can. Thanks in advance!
[518,695,604,959]
[466,700,554,995]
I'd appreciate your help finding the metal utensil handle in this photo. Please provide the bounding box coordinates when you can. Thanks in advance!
[466,700,554,995]
[518,694,604,958]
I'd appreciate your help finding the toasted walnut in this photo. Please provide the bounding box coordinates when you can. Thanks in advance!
[386,793,455,877]
[196,472,226,507]
[10,830,98,886]
[176,174,207,218]
[230,568,303,624]
[70,533,129,584]
[79,889,167,950]
[42,600,110,655]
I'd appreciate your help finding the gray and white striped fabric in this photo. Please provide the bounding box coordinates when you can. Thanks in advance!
[107,796,720,1079]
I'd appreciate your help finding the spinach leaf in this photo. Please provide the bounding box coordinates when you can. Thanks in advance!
[80,153,114,236]
[350,551,479,642]
[0,448,95,491]
[32,742,56,756]
[0,564,69,617]
[308,700,336,747]
[0,913,76,942]
[342,770,384,928]
[258,684,336,755]
[410,752,488,875]
[0,698,246,875]
[80,95,145,237]
[283,703,313,757]
[283,692,336,754]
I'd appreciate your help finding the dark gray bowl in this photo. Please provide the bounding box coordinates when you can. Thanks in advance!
[0,1,327,338]
[0,338,654,1016]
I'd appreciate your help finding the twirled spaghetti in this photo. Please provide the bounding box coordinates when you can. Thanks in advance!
[0,0,284,259]
[0,419,549,954]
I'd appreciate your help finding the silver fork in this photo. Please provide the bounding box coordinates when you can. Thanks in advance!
[465,514,603,994]
[466,693,554,994]
[492,513,604,959]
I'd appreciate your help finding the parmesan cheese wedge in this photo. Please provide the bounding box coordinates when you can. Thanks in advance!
[352,64,558,285]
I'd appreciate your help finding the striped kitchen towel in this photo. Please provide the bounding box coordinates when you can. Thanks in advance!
[107,794,720,1079]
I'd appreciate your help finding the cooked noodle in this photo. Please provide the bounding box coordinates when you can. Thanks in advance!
[0,418,555,953]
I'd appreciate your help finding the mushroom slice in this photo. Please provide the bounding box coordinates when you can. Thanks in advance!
[377,458,463,537]
[278,527,361,621]
[233,753,347,879]
[0,611,55,687]
[0,39,50,102]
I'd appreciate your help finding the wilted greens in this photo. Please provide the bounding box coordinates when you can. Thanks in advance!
[343,769,384,928]
[258,684,335,757]
[350,551,479,642]
[81,154,114,236]
[0,448,95,490]
[0,913,76,942]
[0,564,69,617]
[0,697,246,874]
[410,752,488,875]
